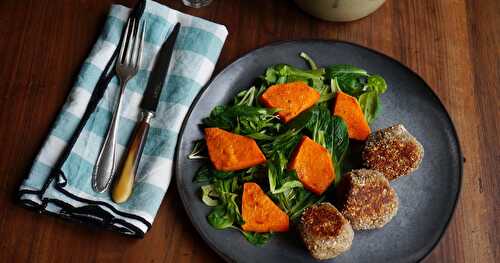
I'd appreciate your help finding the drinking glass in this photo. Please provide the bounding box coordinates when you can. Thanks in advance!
[182,0,212,8]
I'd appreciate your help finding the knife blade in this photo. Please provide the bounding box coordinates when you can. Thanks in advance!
[141,23,180,113]
[111,23,181,204]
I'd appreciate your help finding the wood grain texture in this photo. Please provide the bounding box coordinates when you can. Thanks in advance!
[0,0,498,262]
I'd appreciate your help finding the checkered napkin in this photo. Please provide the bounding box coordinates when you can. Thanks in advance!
[18,0,227,236]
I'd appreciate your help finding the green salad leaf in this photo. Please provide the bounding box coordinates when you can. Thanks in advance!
[203,105,280,136]
[207,176,244,229]
[326,64,368,76]
[193,165,211,183]
[241,231,273,246]
[305,105,349,164]
[201,184,219,207]
[264,64,324,85]
[207,205,235,229]
[358,91,381,124]
[367,75,388,94]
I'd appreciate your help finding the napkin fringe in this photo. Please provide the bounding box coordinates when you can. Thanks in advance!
[18,193,147,237]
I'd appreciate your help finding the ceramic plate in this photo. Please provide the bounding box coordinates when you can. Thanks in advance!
[175,40,462,263]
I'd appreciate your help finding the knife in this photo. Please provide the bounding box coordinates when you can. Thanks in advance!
[111,23,181,204]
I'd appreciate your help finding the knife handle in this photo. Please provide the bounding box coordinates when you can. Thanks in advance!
[112,111,153,204]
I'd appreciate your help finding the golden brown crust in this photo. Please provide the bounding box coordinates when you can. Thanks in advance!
[299,202,354,260]
[362,124,424,181]
[300,203,345,238]
[337,169,398,230]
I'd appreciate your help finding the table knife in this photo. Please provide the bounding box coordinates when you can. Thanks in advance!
[111,23,180,203]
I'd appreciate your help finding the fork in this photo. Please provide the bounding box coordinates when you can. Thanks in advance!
[92,18,145,193]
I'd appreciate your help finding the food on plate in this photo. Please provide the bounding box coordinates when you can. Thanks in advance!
[333,91,371,140]
[260,81,320,123]
[241,182,289,232]
[189,53,401,251]
[204,127,266,171]
[362,124,424,180]
[288,136,335,195]
[336,169,398,230]
[299,202,354,260]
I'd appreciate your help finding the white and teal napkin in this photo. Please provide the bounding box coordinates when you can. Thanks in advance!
[18,0,227,236]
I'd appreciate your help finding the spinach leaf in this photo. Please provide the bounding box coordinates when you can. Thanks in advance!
[272,180,303,194]
[367,75,387,94]
[325,64,368,77]
[213,170,238,180]
[206,176,244,230]
[201,184,219,207]
[195,165,258,183]
[286,109,313,131]
[264,64,324,86]
[267,161,279,193]
[193,165,211,183]
[335,73,369,97]
[305,105,349,164]
[261,129,302,161]
[245,132,276,141]
[240,231,273,246]
[203,105,280,136]
[315,79,336,104]
[330,116,350,164]
[326,65,369,96]
[358,91,381,124]
[207,205,235,229]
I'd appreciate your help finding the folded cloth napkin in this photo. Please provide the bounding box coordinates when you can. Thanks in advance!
[18,0,227,236]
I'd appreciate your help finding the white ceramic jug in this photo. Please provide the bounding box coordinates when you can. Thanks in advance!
[294,0,386,22]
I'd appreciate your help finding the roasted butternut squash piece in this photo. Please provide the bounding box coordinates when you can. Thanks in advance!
[260,81,320,123]
[288,136,335,195]
[242,182,289,232]
[333,92,371,140]
[204,128,266,171]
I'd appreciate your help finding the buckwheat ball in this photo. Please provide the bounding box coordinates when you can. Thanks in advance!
[298,202,354,260]
[336,169,399,230]
[362,124,424,181]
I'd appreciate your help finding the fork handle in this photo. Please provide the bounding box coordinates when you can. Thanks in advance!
[92,81,127,192]
[112,111,152,203]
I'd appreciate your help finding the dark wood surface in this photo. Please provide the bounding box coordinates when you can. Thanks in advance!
[0,0,498,262]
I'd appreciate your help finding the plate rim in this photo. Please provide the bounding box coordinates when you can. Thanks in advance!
[173,39,464,262]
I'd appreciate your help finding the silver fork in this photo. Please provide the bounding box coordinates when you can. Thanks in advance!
[92,18,145,193]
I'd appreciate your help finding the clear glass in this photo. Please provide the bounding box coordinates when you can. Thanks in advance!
[182,0,212,8]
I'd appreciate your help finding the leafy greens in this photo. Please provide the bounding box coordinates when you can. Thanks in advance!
[189,52,389,246]
[325,65,388,123]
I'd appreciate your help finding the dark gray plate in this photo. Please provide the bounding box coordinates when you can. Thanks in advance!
[175,40,462,263]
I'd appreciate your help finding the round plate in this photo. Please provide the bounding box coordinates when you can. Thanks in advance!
[175,40,462,263]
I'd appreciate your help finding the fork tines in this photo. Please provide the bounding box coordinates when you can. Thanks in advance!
[118,17,146,70]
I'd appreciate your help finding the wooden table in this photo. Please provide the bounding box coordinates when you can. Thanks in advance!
[0,0,498,262]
